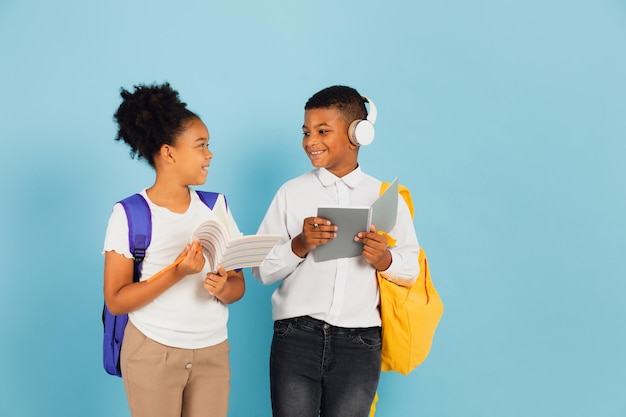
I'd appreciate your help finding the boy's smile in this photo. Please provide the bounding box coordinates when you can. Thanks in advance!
[302,107,358,178]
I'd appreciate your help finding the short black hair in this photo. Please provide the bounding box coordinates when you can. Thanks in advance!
[113,82,198,167]
[304,85,368,125]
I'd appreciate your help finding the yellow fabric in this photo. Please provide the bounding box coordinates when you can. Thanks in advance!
[377,231,397,247]
[378,182,443,373]
[369,392,378,417]
[369,183,444,416]
[378,247,443,374]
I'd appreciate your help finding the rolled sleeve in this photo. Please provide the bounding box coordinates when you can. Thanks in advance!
[253,239,304,285]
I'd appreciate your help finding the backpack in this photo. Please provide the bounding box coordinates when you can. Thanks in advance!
[376,183,443,375]
[102,190,220,377]
[369,183,444,417]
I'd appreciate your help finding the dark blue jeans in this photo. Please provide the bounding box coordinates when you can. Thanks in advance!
[270,316,382,417]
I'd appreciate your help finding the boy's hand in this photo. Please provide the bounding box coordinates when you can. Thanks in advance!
[291,217,337,258]
[355,225,392,271]
[176,239,206,276]
[204,265,228,297]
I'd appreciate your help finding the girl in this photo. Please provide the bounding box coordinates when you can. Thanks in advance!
[103,82,244,417]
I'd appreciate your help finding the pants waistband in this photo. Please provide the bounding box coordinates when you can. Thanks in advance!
[279,316,379,335]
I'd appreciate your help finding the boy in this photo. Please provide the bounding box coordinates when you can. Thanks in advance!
[252,85,420,417]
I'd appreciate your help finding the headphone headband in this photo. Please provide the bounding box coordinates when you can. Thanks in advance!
[363,95,377,124]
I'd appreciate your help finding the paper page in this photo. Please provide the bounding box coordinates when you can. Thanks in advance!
[219,234,282,271]
[371,177,399,233]
[193,220,281,271]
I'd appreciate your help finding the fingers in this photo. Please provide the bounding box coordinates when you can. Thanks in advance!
[300,217,337,249]
[305,217,333,232]
[355,230,387,247]
[355,229,387,259]
[188,239,202,255]
[204,268,227,296]
[357,232,390,269]
[180,239,202,259]
[176,239,206,276]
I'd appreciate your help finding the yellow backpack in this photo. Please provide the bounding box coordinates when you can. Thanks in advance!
[370,183,444,416]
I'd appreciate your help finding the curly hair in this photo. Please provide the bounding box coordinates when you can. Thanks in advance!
[113,82,198,167]
[304,85,368,125]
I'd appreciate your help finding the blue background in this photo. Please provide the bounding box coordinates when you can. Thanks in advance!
[1,1,625,416]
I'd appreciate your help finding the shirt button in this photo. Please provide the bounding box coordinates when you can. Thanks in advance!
[185,363,192,369]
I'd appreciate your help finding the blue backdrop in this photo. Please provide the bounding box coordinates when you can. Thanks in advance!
[1,1,625,416]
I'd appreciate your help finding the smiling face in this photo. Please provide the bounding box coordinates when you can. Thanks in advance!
[168,117,213,186]
[302,106,358,178]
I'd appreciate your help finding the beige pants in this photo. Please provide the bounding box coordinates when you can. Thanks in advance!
[121,321,230,417]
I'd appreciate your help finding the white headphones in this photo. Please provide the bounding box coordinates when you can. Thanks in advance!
[348,96,377,146]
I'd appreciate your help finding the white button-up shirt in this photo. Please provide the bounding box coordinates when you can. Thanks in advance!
[252,167,420,328]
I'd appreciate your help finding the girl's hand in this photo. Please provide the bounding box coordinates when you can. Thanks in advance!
[355,225,392,271]
[204,265,228,296]
[176,239,206,277]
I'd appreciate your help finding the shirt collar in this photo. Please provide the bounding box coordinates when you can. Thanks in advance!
[316,166,363,189]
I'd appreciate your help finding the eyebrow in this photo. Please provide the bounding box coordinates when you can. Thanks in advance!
[302,122,333,130]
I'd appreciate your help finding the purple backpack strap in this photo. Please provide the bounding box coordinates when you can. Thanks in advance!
[119,193,152,273]
[196,190,221,210]
[103,193,151,377]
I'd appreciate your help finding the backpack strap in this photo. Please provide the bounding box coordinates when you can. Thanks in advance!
[102,193,152,377]
[118,191,221,281]
[118,193,152,282]
[196,190,221,210]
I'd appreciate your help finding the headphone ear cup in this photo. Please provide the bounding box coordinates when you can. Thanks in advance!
[348,119,360,146]
[348,119,375,146]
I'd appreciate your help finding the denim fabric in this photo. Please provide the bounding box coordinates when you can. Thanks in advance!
[270,316,382,417]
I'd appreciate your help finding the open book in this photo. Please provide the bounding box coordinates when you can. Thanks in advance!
[192,220,281,272]
[315,177,399,262]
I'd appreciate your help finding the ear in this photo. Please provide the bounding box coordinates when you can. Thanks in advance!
[160,144,175,163]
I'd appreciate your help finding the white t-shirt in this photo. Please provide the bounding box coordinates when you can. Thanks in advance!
[103,188,242,349]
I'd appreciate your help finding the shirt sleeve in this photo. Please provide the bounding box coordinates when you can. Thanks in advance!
[102,203,132,259]
[251,188,304,285]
